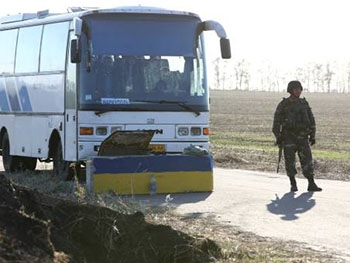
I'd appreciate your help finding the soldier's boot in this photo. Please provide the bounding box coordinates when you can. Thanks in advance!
[289,176,298,192]
[307,176,322,192]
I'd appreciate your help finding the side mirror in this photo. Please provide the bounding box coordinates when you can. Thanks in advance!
[70,39,81,63]
[73,17,83,37]
[199,21,232,59]
[220,38,231,59]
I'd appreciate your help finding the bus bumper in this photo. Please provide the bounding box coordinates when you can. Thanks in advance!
[86,154,213,194]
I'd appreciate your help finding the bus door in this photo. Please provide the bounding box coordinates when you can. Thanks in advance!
[64,32,78,161]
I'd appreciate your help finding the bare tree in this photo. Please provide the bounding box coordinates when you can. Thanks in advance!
[295,67,310,92]
[213,57,221,89]
[234,59,250,90]
[346,62,350,93]
[257,62,280,91]
[311,63,324,92]
[211,58,350,93]
[212,58,232,90]
[324,63,334,93]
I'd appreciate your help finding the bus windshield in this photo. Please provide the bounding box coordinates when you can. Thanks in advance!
[79,14,208,112]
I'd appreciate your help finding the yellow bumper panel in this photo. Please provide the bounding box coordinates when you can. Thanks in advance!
[88,155,213,194]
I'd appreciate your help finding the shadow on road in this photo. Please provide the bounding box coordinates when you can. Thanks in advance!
[266,192,315,220]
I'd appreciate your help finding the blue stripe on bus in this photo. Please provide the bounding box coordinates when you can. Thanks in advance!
[93,155,213,174]
[18,84,32,111]
[6,78,21,111]
[0,83,10,112]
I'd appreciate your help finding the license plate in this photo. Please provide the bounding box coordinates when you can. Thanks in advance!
[149,144,165,153]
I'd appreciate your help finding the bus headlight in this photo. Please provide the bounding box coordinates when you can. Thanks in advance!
[96,126,107,136]
[178,127,189,136]
[190,127,201,136]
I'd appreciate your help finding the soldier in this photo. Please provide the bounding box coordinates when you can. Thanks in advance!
[272,80,322,192]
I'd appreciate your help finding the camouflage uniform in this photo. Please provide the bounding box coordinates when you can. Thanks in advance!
[272,80,322,192]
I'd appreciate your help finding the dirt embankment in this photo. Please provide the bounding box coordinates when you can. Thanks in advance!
[0,173,220,263]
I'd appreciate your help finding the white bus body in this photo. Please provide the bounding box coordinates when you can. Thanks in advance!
[0,6,231,179]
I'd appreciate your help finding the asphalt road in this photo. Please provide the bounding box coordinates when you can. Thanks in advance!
[1,158,349,260]
[131,168,350,261]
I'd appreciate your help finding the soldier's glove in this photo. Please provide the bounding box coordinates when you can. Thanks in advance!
[309,137,316,146]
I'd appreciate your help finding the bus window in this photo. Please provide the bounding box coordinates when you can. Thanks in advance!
[40,22,70,72]
[15,26,42,73]
[0,29,18,74]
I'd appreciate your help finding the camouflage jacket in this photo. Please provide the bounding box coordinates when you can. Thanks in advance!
[272,97,316,139]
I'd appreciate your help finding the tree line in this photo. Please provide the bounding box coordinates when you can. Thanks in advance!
[211,58,350,93]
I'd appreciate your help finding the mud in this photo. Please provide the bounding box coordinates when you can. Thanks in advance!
[0,173,220,263]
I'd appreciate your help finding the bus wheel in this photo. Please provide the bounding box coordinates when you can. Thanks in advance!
[15,157,37,172]
[53,142,73,181]
[2,133,20,172]
[22,157,37,171]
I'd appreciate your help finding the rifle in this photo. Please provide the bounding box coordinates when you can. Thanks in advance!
[275,127,285,173]
[276,143,283,173]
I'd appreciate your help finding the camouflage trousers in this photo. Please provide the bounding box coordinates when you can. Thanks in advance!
[283,136,314,179]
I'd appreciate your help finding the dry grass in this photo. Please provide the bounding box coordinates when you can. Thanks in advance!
[147,210,346,263]
[4,90,350,262]
[210,90,350,181]
[6,170,347,263]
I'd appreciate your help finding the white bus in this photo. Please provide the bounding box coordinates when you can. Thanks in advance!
[0,6,231,179]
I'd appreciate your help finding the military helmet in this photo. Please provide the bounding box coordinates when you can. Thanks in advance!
[287,80,303,93]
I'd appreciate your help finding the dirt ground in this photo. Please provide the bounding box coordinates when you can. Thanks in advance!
[0,173,221,263]
[1,171,344,263]
[1,91,349,262]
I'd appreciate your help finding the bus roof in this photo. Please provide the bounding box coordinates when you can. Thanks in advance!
[0,6,200,30]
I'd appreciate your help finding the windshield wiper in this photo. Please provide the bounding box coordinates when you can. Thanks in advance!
[95,110,109,116]
[169,101,201,117]
[94,107,144,116]
[134,100,200,116]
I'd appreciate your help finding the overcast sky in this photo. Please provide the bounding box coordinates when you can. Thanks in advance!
[2,0,350,70]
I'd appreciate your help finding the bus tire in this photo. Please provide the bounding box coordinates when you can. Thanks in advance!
[53,141,73,181]
[2,133,20,172]
[15,157,37,172]
[22,157,37,171]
